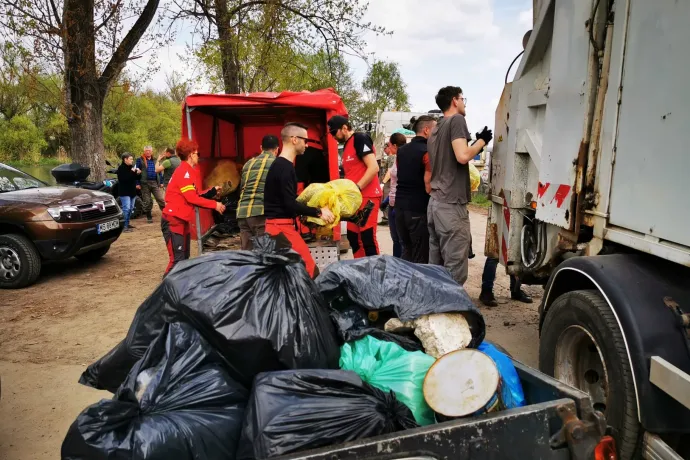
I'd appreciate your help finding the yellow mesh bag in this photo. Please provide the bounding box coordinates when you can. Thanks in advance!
[469,163,481,192]
[297,179,362,229]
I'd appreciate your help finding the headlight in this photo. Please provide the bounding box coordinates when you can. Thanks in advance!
[47,205,81,222]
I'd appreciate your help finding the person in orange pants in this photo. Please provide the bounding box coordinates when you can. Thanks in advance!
[161,138,226,275]
[263,122,335,277]
[328,115,381,258]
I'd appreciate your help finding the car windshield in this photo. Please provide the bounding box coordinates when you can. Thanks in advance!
[0,164,46,193]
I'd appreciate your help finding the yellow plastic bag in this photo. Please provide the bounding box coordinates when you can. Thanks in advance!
[297,179,362,229]
[469,163,481,192]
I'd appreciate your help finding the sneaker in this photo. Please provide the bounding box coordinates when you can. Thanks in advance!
[511,289,533,304]
[128,224,136,229]
[479,290,499,307]
[123,227,133,233]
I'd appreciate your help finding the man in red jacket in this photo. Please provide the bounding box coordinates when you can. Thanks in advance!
[328,115,381,258]
[161,138,226,275]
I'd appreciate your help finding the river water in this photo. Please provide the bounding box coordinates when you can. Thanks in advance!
[18,165,58,185]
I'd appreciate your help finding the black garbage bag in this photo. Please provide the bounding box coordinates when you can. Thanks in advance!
[236,369,418,460]
[80,235,340,392]
[330,306,423,352]
[62,322,247,460]
[316,256,486,347]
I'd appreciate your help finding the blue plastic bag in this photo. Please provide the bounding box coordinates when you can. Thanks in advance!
[478,342,526,409]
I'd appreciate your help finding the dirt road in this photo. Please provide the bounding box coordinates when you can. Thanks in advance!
[0,207,541,460]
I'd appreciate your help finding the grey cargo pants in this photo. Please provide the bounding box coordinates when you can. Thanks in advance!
[427,197,471,286]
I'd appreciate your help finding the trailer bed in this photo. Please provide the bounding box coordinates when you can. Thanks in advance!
[280,360,603,460]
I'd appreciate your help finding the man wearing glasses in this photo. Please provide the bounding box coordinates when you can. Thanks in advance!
[327,115,381,258]
[427,86,492,285]
[263,122,335,277]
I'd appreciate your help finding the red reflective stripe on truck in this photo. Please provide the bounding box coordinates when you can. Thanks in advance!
[552,184,571,208]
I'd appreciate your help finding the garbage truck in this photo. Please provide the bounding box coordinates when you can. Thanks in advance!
[485,0,690,458]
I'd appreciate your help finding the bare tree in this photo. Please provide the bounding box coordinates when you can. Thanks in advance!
[164,70,191,103]
[168,0,386,94]
[0,0,165,179]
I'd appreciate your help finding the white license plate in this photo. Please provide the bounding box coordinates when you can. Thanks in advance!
[97,219,120,234]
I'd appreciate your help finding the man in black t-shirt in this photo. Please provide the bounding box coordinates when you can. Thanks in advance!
[395,115,436,263]
[263,122,335,277]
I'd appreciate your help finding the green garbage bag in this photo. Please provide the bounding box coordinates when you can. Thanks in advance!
[340,335,436,425]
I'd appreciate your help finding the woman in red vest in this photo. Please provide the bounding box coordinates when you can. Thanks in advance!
[161,138,226,275]
[327,115,381,258]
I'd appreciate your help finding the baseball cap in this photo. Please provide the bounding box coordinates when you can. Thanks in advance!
[327,115,349,135]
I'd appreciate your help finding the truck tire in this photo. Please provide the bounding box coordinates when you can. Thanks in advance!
[75,245,110,262]
[0,234,42,289]
[539,290,639,459]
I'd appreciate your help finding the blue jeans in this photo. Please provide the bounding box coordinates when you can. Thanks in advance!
[389,207,402,258]
[120,196,133,228]
[481,257,519,293]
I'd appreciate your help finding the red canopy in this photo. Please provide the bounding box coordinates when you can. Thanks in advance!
[183,88,348,113]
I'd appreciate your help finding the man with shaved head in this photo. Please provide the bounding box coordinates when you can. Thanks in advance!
[263,122,335,277]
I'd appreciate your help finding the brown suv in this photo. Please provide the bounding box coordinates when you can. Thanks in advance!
[0,163,124,289]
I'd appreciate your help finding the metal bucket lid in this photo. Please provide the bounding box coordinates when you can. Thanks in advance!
[423,348,499,417]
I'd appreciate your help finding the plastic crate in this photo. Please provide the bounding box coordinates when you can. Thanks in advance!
[309,243,340,272]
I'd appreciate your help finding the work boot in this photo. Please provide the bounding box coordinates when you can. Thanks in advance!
[479,290,498,307]
[511,289,533,304]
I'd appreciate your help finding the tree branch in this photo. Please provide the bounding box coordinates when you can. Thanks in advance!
[95,0,124,33]
[48,0,62,28]
[98,0,160,95]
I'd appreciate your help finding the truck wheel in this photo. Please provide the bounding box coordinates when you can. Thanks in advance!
[539,290,639,459]
[0,234,42,289]
[75,245,110,262]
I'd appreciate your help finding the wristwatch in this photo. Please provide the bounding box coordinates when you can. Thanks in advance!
[315,208,322,218]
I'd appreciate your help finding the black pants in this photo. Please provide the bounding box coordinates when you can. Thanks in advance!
[161,217,190,276]
[481,257,520,293]
[395,209,430,264]
[347,228,378,257]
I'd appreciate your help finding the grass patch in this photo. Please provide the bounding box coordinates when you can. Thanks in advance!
[471,192,492,208]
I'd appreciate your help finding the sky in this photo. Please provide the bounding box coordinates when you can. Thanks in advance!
[147,0,534,136]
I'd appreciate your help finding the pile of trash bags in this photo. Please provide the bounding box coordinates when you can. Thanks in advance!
[65,237,525,460]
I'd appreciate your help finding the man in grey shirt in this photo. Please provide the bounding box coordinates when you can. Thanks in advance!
[427,86,492,285]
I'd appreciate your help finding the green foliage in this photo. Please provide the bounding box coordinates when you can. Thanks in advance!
[360,60,410,124]
[0,115,47,163]
[0,69,182,164]
[103,86,181,156]
[471,192,492,208]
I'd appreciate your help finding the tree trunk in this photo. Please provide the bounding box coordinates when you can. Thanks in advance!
[63,0,106,180]
[70,99,106,180]
[60,0,159,180]
[215,0,240,94]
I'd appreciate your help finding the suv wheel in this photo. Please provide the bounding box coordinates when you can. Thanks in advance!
[0,234,42,289]
[75,245,111,262]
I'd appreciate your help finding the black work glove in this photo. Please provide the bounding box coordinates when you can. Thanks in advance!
[476,126,493,145]
[201,186,220,199]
